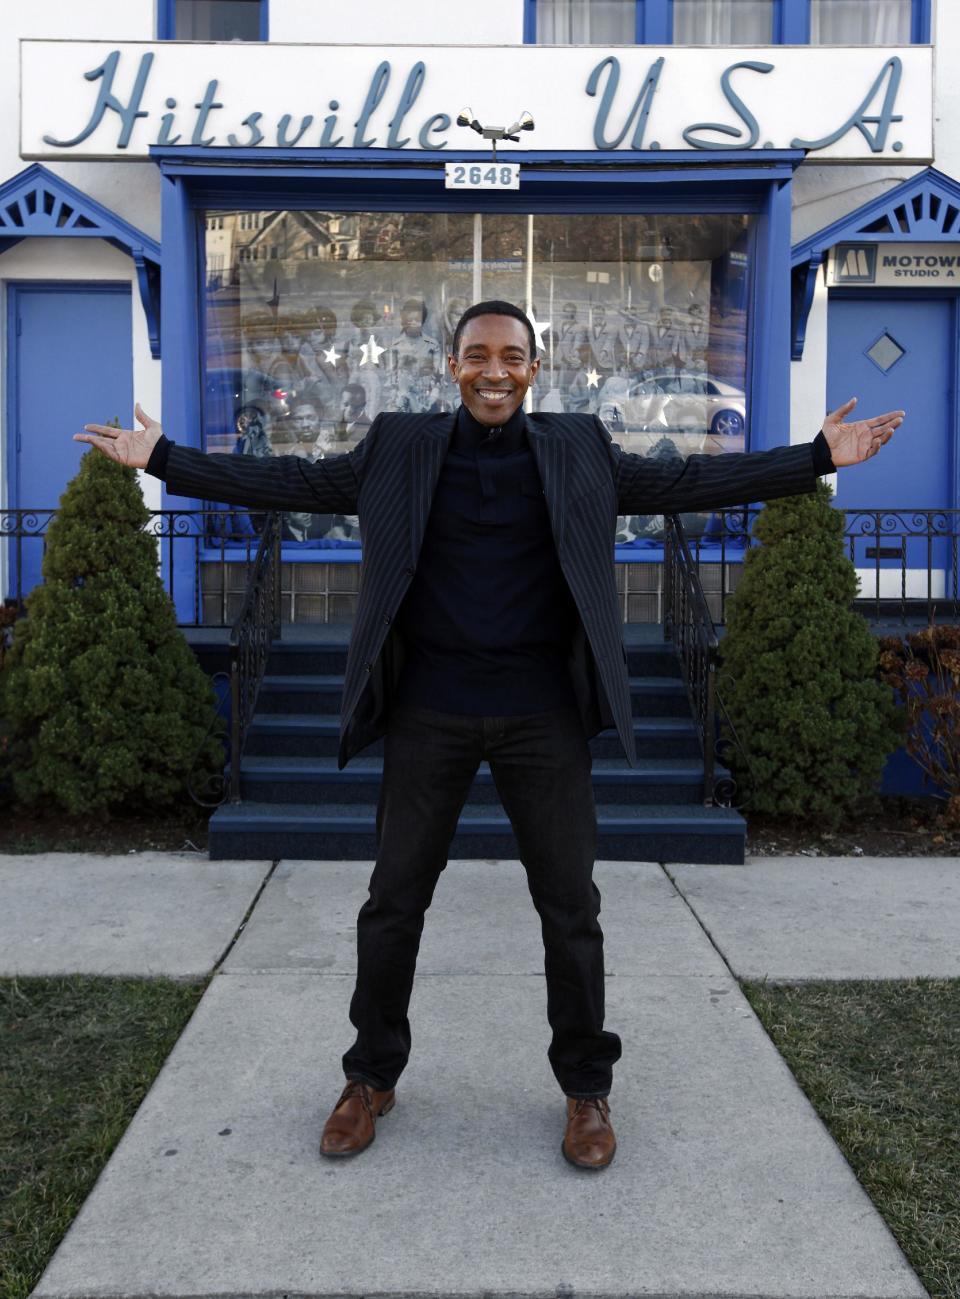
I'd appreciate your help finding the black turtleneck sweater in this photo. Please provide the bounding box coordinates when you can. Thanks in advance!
[393,403,581,715]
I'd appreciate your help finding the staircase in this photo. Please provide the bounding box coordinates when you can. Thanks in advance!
[204,625,746,863]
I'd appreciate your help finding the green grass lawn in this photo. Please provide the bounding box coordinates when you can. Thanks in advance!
[1,975,957,1299]
[0,976,209,1299]
[743,977,960,1299]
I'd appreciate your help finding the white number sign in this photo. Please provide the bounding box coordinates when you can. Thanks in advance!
[444,162,520,190]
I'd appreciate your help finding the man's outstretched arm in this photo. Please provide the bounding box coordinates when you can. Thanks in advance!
[76,404,369,514]
[612,397,904,515]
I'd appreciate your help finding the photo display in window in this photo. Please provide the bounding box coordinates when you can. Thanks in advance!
[202,209,752,546]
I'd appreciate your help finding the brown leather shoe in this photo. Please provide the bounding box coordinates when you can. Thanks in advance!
[319,1079,396,1158]
[562,1095,616,1170]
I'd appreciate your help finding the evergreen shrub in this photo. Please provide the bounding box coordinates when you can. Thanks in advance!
[0,442,224,815]
[717,479,900,827]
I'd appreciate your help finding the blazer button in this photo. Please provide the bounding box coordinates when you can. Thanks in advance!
[382,614,391,625]
[404,566,415,577]
[364,661,373,673]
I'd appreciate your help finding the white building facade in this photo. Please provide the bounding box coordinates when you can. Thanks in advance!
[1,0,952,622]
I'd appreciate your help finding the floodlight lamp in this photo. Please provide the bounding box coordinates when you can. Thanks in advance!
[456,108,475,127]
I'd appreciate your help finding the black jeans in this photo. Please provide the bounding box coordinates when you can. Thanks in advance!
[341,704,622,1098]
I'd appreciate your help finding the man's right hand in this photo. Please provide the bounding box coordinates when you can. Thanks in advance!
[74,403,163,469]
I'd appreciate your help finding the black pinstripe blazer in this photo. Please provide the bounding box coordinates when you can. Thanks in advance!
[162,411,820,767]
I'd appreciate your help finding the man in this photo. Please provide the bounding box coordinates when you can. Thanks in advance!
[334,383,373,450]
[77,301,902,1172]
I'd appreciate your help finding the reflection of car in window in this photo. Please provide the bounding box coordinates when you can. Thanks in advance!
[622,371,745,437]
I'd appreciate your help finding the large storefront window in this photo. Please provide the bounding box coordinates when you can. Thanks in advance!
[202,208,753,546]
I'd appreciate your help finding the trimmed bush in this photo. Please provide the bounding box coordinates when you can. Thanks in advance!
[0,443,224,815]
[718,479,900,827]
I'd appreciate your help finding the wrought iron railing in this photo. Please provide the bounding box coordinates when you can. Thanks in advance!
[663,514,752,809]
[1,507,268,621]
[683,507,960,626]
[227,510,283,802]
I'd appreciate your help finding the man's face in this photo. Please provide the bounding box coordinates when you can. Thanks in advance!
[401,308,422,336]
[448,315,540,426]
[290,404,318,434]
[341,389,364,418]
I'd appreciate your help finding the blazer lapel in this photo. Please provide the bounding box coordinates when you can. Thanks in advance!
[528,421,569,556]
[408,413,455,568]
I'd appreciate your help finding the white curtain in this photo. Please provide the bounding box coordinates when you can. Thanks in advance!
[536,0,636,43]
[810,0,911,44]
[672,0,773,43]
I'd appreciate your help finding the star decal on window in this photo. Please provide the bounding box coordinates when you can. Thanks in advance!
[360,334,385,366]
[528,311,551,352]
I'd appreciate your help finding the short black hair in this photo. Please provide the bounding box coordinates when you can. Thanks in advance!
[452,300,537,360]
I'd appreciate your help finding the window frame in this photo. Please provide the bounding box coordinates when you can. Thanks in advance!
[523,0,930,45]
[157,0,269,42]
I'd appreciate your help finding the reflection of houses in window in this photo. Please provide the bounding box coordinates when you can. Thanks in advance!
[230,210,360,277]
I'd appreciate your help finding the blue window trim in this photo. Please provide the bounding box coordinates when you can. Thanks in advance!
[157,0,269,41]
[523,0,929,45]
[157,151,796,589]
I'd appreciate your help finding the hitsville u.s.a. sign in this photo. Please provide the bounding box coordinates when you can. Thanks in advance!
[19,41,933,162]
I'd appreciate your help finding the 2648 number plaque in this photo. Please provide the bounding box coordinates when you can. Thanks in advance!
[444,163,520,190]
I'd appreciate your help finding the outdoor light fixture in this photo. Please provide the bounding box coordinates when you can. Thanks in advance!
[456,108,535,161]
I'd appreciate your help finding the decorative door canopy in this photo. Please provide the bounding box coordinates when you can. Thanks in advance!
[0,163,161,358]
[790,167,960,360]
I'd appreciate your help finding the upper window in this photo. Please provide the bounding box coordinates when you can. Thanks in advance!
[808,0,911,43]
[527,0,927,44]
[158,0,267,40]
[673,0,774,43]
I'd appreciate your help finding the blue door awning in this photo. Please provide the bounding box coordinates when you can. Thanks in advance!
[791,166,960,360]
[0,163,162,358]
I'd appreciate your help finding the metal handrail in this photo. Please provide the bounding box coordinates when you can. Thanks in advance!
[227,510,283,802]
[663,513,720,802]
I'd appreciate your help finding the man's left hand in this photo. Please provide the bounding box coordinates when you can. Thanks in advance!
[821,397,904,467]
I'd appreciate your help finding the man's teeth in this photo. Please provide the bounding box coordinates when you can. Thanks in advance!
[478,390,509,399]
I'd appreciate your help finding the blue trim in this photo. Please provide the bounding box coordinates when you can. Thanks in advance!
[158,0,268,40]
[913,0,931,43]
[748,175,793,451]
[780,0,810,43]
[0,163,161,359]
[525,0,926,44]
[790,253,822,360]
[151,145,805,169]
[157,0,174,39]
[160,170,206,619]
[523,0,536,43]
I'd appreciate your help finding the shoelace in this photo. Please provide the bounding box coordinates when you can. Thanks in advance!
[571,1097,610,1122]
[335,1080,374,1115]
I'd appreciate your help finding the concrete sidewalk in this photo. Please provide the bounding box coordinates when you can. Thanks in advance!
[6,851,950,1299]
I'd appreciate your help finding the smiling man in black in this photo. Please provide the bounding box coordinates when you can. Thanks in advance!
[78,300,903,1172]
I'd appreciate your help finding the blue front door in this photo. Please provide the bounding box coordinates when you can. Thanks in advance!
[7,282,133,600]
[826,293,955,585]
